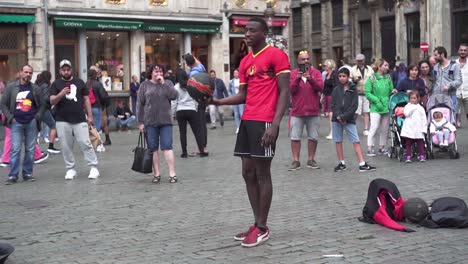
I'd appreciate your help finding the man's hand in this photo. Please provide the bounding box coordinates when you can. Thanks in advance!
[207,97,219,105]
[139,124,145,132]
[303,71,311,79]
[61,87,71,96]
[261,124,279,148]
[392,89,398,94]
[443,86,449,92]
[87,115,94,126]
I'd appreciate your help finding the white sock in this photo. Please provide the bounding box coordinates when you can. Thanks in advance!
[340,160,345,165]
[359,161,366,166]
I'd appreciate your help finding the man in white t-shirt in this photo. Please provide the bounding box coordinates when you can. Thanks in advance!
[350,54,374,135]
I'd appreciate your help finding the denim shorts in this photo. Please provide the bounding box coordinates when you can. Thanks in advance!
[146,124,173,151]
[332,122,360,143]
[290,116,320,140]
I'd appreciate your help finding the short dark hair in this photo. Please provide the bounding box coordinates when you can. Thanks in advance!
[248,17,268,32]
[183,54,195,66]
[146,64,166,79]
[460,43,468,48]
[35,70,52,86]
[210,70,216,74]
[434,46,447,58]
[175,69,188,88]
[406,64,418,77]
[337,67,350,77]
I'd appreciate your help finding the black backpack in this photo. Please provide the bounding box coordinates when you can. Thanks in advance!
[420,197,468,228]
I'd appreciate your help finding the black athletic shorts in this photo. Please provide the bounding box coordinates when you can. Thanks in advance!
[234,120,277,159]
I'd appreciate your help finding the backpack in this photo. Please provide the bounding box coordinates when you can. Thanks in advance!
[420,197,468,228]
[88,86,97,105]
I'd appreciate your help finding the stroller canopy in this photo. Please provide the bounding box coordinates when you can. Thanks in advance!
[389,92,409,111]
[426,94,453,111]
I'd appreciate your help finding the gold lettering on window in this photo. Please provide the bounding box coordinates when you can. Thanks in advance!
[105,0,126,4]
[149,0,168,6]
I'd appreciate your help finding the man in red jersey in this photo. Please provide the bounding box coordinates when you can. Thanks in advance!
[212,17,290,247]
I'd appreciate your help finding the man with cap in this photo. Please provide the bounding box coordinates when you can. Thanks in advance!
[49,59,100,180]
[350,54,374,135]
[1,64,46,184]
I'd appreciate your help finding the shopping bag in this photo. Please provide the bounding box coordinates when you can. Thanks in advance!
[89,125,102,149]
[131,132,153,174]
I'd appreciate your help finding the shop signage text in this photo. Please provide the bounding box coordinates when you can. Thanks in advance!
[144,23,220,33]
[55,18,142,31]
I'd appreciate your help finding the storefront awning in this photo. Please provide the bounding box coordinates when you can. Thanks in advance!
[232,16,288,27]
[0,14,35,24]
[143,23,220,33]
[54,18,143,30]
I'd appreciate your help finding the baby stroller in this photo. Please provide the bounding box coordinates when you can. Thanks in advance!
[426,94,459,159]
[388,92,409,161]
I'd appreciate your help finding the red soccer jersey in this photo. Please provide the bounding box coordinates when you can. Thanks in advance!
[239,45,290,122]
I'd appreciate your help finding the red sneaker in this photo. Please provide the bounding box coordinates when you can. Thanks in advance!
[241,227,270,247]
[233,225,256,241]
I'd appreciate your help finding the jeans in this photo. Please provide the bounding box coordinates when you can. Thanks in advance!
[146,124,173,151]
[233,104,245,129]
[1,126,42,163]
[119,115,136,128]
[92,107,102,131]
[9,120,38,178]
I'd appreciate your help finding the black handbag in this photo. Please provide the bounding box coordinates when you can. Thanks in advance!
[131,132,153,174]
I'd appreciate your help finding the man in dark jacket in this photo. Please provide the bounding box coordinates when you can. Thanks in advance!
[208,70,228,129]
[1,65,46,184]
[331,68,375,172]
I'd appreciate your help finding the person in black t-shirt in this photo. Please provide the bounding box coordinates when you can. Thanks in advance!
[49,60,100,180]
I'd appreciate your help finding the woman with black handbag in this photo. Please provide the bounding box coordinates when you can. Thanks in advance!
[137,64,178,183]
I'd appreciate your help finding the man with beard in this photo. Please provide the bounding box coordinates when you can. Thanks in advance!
[211,17,290,247]
[432,46,462,114]
[50,60,100,180]
[1,65,46,184]
[288,50,323,171]
[456,43,468,127]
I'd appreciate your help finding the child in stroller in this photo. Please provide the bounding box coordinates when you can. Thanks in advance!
[429,111,456,147]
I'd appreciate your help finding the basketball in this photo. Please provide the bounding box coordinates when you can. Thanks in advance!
[186,72,215,103]
[403,197,429,223]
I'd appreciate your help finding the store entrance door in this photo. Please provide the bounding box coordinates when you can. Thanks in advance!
[381,17,396,64]
[54,42,78,78]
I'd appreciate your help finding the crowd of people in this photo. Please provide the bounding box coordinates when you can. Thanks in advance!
[0,16,466,248]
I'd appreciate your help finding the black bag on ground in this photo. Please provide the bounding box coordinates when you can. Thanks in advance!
[420,197,468,228]
[131,132,153,174]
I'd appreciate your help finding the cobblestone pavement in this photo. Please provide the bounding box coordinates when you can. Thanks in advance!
[1,117,467,264]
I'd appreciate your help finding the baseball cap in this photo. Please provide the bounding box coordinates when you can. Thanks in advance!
[355,54,365,61]
[59,59,72,68]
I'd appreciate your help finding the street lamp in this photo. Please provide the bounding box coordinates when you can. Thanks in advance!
[264,2,275,38]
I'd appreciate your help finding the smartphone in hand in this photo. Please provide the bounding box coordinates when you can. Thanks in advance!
[299,64,306,73]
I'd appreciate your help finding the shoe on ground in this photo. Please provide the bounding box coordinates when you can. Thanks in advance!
[34,152,49,164]
[419,155,426,162]
[169,175,178,183]
[367,149,376,157]
[326,133,333,140]
[236,128,239,134]
[306,159,320,169]
[47,146,61,154]
[23,174,36,182]
[359,162,376,172]
[334,162,347,172]
[241,227,270,247]
[377,148,389,155]
[103,139,112,146]
[199,152,209,157]
[65,169,77,180]
[5,177,17,185]
[88,166,100,179]
[180,153,188,158]
[210,126,217,130]
[96,144,106,152]
[288,160,301,171]
[405,156,412,163]
[0,162,9,167]
[363,130,369,136]
[234,225,256,241]
[220,115,224,126]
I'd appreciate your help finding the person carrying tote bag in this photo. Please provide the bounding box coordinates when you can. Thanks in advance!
[131,132,153,174]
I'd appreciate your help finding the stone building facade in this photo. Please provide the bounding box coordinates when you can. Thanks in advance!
[290,0,468,68]
[0,0,291,109]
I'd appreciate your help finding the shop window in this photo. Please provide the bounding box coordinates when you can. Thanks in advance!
[452,0,468,55]
[87,31,129,91]
[145,33,181,73]
[332,0,343,29]
[0,25,27,82]
[292,7,302,35]
[406,13,420,65]
[311,4,321,32]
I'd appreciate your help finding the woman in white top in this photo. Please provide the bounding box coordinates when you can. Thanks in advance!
[172,69,207,158]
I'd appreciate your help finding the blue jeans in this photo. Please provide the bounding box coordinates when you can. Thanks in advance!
[92,108,102,131]
[10,120,38,178]
[233,104,245,129]
[146,124,173,151]
[332,122,360,143]
[119,115,136,128]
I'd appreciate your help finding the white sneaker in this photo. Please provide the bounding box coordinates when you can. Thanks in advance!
[96,144,106,152]
[236,128,239,134]
[44,137,50,143]
[326,133,333,140]
[65,169,77,180]
[88,166,100,179]
[363,130,369,136]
